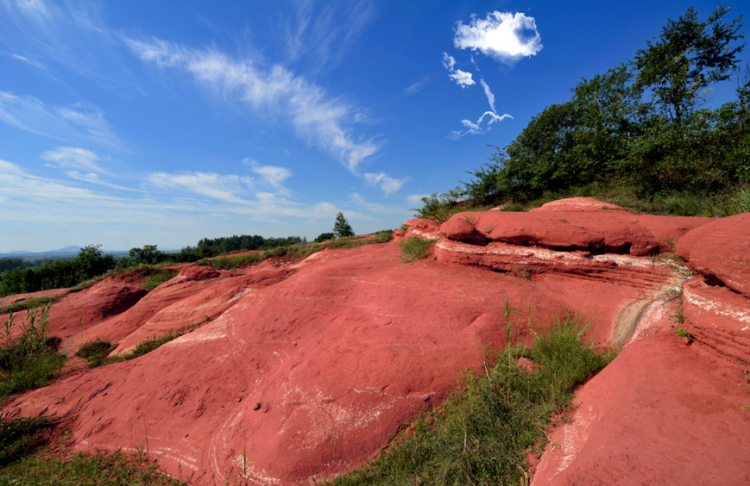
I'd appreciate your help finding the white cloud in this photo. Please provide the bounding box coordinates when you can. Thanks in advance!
[123,35,381,173]
[364,172,407,196]
[0,92,122,149]
[449,111,513,140]
[407,194,428,204]
[479,78,496,113]
[252,165,292,195]
[454,12,543,66]
[147,172,255,204]
[442,52,475,88]
[449,70,475,88]
[41,147,103,172]
[442,52,456,71]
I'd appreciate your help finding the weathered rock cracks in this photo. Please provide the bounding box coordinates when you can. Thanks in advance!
[3,198,750,485]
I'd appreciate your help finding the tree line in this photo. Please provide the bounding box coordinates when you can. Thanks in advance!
[420,6,748,217]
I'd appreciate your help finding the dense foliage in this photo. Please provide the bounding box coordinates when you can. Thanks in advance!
[0,246,118,297]
[0,258,35,274]
[424,6,747,217]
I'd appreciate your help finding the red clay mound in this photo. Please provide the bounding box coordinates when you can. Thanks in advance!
[676,213,750,297]
[5,240,677,485]
[441,206,709,256]
[529,197,623,212]
[532,333,750,485]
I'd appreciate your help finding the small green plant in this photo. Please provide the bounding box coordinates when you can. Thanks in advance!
[0,303,66,397]
[141,270,179,292]
[501,202,526,212]
[731,188,750,214]
[674,327,693,340]
[398,236,436,262]
[75,339,116,368]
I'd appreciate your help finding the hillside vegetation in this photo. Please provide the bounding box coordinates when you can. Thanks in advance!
[417,6,748,221]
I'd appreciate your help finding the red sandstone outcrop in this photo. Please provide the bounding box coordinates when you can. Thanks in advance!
[2,198,749,485]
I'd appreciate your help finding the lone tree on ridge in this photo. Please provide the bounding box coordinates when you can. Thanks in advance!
[332,212,355,238]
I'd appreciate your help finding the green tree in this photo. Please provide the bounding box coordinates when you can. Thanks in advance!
[332,212,355,238]
[314,232,335,243]
[128,245,161,264]
[634,5,745,126]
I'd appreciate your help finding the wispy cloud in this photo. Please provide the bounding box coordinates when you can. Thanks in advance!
[479,78,496,113]
[404,76,430,96]
[123,35,381,173]
[10,53,47,70]
[0,92,123,149]
[349,192,409,215]
[147,172,256,204]
[284,0,376,70]
[449,111,512,140]
[442,52,475,88]
[454,12,543,66]
[242,158,292,195]
[407,194,428,204]
[41,146,104,172]
[364,172,407,196]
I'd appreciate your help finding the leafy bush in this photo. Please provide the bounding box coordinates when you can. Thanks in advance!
[398,237,436,262]
[315,232,335,243]
[330,315,616,486]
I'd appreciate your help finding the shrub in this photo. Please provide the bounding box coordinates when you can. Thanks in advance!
[75,339,116,368]
[398,236,435,262]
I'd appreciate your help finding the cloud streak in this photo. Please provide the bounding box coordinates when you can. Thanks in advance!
[0,92,123,149]
[454,12,543,66]
[123,35,381,173]
[449,111,512,140]
[364,172,407,196]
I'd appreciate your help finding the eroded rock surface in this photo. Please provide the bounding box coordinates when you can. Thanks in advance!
[3,199,748,485]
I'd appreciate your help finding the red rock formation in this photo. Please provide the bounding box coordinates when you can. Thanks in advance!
[676,213,750,297]
[3,199,748,485]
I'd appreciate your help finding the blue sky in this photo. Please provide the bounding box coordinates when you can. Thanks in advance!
[1,0,747,252]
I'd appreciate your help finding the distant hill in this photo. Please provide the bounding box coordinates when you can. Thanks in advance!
[0,246,128,260]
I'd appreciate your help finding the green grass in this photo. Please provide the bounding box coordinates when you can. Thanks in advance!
[0,415,182,485]
[398,236,436,262]
[0,303,66,398]
[75,339,116,368]
[198,231,394,271]
[80,323,206,369]
[0,297,61,316]
[329,316,617,486]
[141,270,179,292]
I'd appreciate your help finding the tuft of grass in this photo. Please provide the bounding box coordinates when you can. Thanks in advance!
[0,415,182,485]
[0,415,55,468]
[398,237,436,263]
[0,296,63,316]
[0,302,66,398]
[141,270,179,292]
[501,202,526,212]
[75,339,116,368]
[96,323,206,367]
[329,315,616,486]
[732,188,750,214]
[199,232,394,271]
